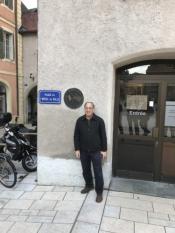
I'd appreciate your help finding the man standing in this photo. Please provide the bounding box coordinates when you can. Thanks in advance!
[74,102,107,203]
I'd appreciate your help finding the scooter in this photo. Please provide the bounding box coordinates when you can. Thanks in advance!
[0,113,37,172]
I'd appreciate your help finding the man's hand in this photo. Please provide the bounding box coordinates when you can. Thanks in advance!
[75,150,80,159]
[101,151,107,160]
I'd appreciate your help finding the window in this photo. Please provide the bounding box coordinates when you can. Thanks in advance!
[117,60,175,80]
[1,0,13,10]
[5,32,13,59]
[0,28,14,60]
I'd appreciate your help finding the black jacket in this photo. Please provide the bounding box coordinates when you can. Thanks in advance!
[74,114,107,152]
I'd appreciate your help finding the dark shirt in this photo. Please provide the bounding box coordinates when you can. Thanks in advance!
[74,114,107,152]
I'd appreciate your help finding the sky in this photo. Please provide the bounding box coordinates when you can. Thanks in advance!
[22,0,37,9]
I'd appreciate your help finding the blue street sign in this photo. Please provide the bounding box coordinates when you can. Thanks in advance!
[39,90,61,104]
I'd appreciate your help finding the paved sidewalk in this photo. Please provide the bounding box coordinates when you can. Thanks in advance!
[1,173,175,233]
[111,177,175,199]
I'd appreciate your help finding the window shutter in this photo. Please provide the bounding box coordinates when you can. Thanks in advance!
[0,28,4,59]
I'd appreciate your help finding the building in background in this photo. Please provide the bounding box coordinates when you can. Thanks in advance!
[0,0,23,122]
[19,5,37,124]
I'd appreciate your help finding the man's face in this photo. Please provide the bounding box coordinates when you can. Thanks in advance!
[84,103,94,118]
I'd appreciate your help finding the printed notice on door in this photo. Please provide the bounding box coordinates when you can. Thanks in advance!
[165,101,175,127]
[126,95,148,110]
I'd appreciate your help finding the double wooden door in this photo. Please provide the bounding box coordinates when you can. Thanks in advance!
[113,75,175,181]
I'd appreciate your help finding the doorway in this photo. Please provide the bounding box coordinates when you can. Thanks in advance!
[0,83,7,113]
[113,60,175,182]
[27,86,37,124]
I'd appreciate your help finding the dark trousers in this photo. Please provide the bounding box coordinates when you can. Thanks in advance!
[80,151,104,194]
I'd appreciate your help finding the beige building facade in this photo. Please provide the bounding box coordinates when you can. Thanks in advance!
[23,33,37,123]
[0,0,23,122]
[16,0,23,123]
[38,0,175,186]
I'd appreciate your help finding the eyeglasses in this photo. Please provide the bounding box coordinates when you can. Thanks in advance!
[85,107,94,110]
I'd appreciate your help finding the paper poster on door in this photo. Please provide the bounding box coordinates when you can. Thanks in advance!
[165,101,175,127]
[126,95,148,110]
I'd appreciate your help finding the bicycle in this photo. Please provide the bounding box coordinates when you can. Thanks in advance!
[0,153,17,188]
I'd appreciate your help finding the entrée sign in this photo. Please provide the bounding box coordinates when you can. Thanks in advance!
[128,111,146,116]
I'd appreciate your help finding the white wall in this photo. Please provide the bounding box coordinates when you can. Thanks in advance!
[38,0,175,186]
[23,34,37,84]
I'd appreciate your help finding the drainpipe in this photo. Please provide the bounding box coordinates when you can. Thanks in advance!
[15,0,19,119]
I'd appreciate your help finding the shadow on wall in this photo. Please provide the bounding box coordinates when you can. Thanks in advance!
[38,106,81,159]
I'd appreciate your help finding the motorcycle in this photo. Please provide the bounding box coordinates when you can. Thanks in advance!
[0,113,37,172]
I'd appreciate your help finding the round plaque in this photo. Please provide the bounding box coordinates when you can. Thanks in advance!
[64,88,84,109]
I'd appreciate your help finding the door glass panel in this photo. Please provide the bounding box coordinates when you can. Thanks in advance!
[164,84,175,138]
[119,82,159,136]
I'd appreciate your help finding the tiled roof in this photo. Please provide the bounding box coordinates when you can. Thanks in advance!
[19,9,38,34]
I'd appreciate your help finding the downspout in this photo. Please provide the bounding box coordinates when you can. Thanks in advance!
[15,0,19,119]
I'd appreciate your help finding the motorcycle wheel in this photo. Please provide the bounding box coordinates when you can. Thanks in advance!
[22,153,37,172]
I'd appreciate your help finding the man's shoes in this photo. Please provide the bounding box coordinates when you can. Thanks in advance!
[96,194,103,203]
[81,186,94,194]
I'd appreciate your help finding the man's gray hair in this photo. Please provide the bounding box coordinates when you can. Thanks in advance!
[84,101,95,108]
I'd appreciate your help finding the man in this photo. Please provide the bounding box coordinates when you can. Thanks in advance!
[74,102,107,203]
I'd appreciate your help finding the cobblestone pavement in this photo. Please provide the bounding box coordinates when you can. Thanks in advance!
[1,171,175,233]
